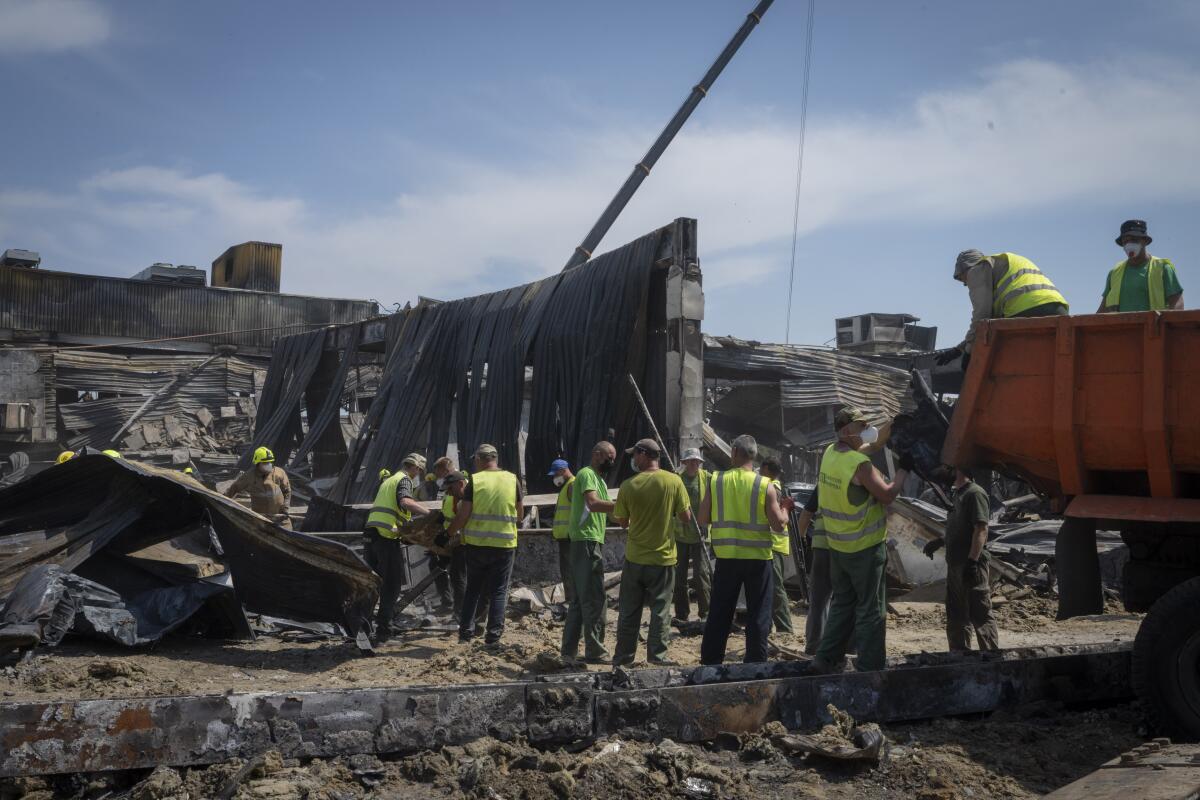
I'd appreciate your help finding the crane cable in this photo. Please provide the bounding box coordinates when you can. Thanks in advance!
[784,0,816,345]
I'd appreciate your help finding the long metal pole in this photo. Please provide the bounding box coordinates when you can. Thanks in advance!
[626,373,713,571]
[562,0,775,271]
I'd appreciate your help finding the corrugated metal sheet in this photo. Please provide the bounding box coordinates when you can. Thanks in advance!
[0,266,377,351]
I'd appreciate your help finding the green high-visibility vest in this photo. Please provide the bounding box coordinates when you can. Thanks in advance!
[817,444,887,554]
[441,493,456,530]
[463,470,519,549]
[366,472,412,539]
[709,468,774,560]
[990,253,1068,318]
[1105,257,1172,311]
[810,513,828,550]
[770,478,790,555]
[551,476,575,540]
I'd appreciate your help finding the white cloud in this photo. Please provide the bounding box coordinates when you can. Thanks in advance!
[0,0,111,53]
[4,57,1200,311]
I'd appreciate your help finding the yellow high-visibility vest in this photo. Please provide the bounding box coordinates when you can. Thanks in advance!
[1105,257,1172,310]
[463,470,519,549]
[990,253,1068,317]
[817,444,887,554]
[441,493,456,530]
[551,476,575,540]
[709,468,774,560]
[769,478,790,556]
[366,472,412,539]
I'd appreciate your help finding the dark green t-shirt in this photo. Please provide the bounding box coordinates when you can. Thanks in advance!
[945,481,990,566]
[1102,260,1183,311]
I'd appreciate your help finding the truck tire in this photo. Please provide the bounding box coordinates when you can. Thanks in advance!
[1056,516,1104,619]
[1133,575,1200,739]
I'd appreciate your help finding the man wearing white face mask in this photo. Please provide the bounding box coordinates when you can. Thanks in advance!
[812,407,911,673]
[1098,220,1184,313]
[936,250,1068,370]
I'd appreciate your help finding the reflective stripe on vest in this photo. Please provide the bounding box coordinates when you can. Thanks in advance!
[366,473,411,539]
[990,253,1068,317]
[710,469,773,560]
[770,478,790,555]
[463,469,520,549]
[817,444,887,554]
[1105,258,1170,310]
[810,513,828,550]
[551,477,575,540]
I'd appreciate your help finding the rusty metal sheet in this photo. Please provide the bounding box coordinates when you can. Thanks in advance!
[1066,494,1200,523]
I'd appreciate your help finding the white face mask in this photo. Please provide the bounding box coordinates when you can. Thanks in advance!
[1123,241,1143,258]
[858,425,880,445]
[256,462,272,474]
[436,477,445,489]
[629,457,640,473]
[552,475,565,487]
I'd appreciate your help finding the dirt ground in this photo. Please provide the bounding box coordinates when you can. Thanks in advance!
[2,702,1145,799]
[0,594,1139,702]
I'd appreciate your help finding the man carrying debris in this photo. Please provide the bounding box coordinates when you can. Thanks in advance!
[698,434,790,665]
[611,439,692,666]
[364,453,429,643]
[937,250,1068,370]
[923,468,1000,652]
[548,458,576,605]
[561,441,618,665]
[447,444,523,647]
[1097,220,1184,312]
[673,449,711,623]
[813,409,911,673]
[759,457,795,636]
[225,446,292,527]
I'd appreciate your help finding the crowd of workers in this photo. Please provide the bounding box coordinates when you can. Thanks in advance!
[357,406,1003,670]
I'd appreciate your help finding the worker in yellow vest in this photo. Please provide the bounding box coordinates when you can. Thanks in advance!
[363,452,429,643]
[426,456,465,614]
[937,250,1068,370]
[673,449,711,622]
[446,443,523,647]
[697,434,790,664]
[548,458,576,605]
[1098,220,1184,312]
[759,457,795,636]
[813,408,912,673]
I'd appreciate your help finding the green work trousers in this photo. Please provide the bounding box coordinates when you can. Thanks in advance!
[614,560,675,665]
[815,542,887,671]
[946,559,1000,652]
[556,539,576,605]
[561,540,608,660]
[672,540,711,620]
[771,552,794,634]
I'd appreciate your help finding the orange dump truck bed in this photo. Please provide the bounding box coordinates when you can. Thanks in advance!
[942,310,1200,522]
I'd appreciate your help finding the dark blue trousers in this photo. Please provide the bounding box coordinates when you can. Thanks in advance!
[700,557,773,664]
[459,545,515,644]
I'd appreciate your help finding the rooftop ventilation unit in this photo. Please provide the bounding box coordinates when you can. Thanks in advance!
[1,249,41,268]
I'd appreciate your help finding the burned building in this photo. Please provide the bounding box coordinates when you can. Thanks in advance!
[0,247,378,481]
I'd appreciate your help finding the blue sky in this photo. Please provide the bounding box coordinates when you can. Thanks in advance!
[2,0,1199,347]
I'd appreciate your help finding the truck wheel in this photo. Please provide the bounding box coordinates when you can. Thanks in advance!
[1133,575,1200,739]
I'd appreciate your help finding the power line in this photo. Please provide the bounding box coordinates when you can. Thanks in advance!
[784,0,817,345]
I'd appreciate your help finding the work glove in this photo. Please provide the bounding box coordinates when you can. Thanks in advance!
[896,451,916,472]
[934,346,962,366]
[923,538,944,560]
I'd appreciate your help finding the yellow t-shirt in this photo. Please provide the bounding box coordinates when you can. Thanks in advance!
[614,469,690,566]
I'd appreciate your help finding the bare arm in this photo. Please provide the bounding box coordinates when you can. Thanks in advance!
[400,496,428,516]
[676,508,693,524]
[697,486,713,526]
[446,500,471,538]
[584,490,615,514]
[960,264,994,351]
[764,482,787,532]
[856,461,908,506]
[1169,292,1185,310]
[795,509,814,539]
[515,498,524,520]
[968,521,988,561]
